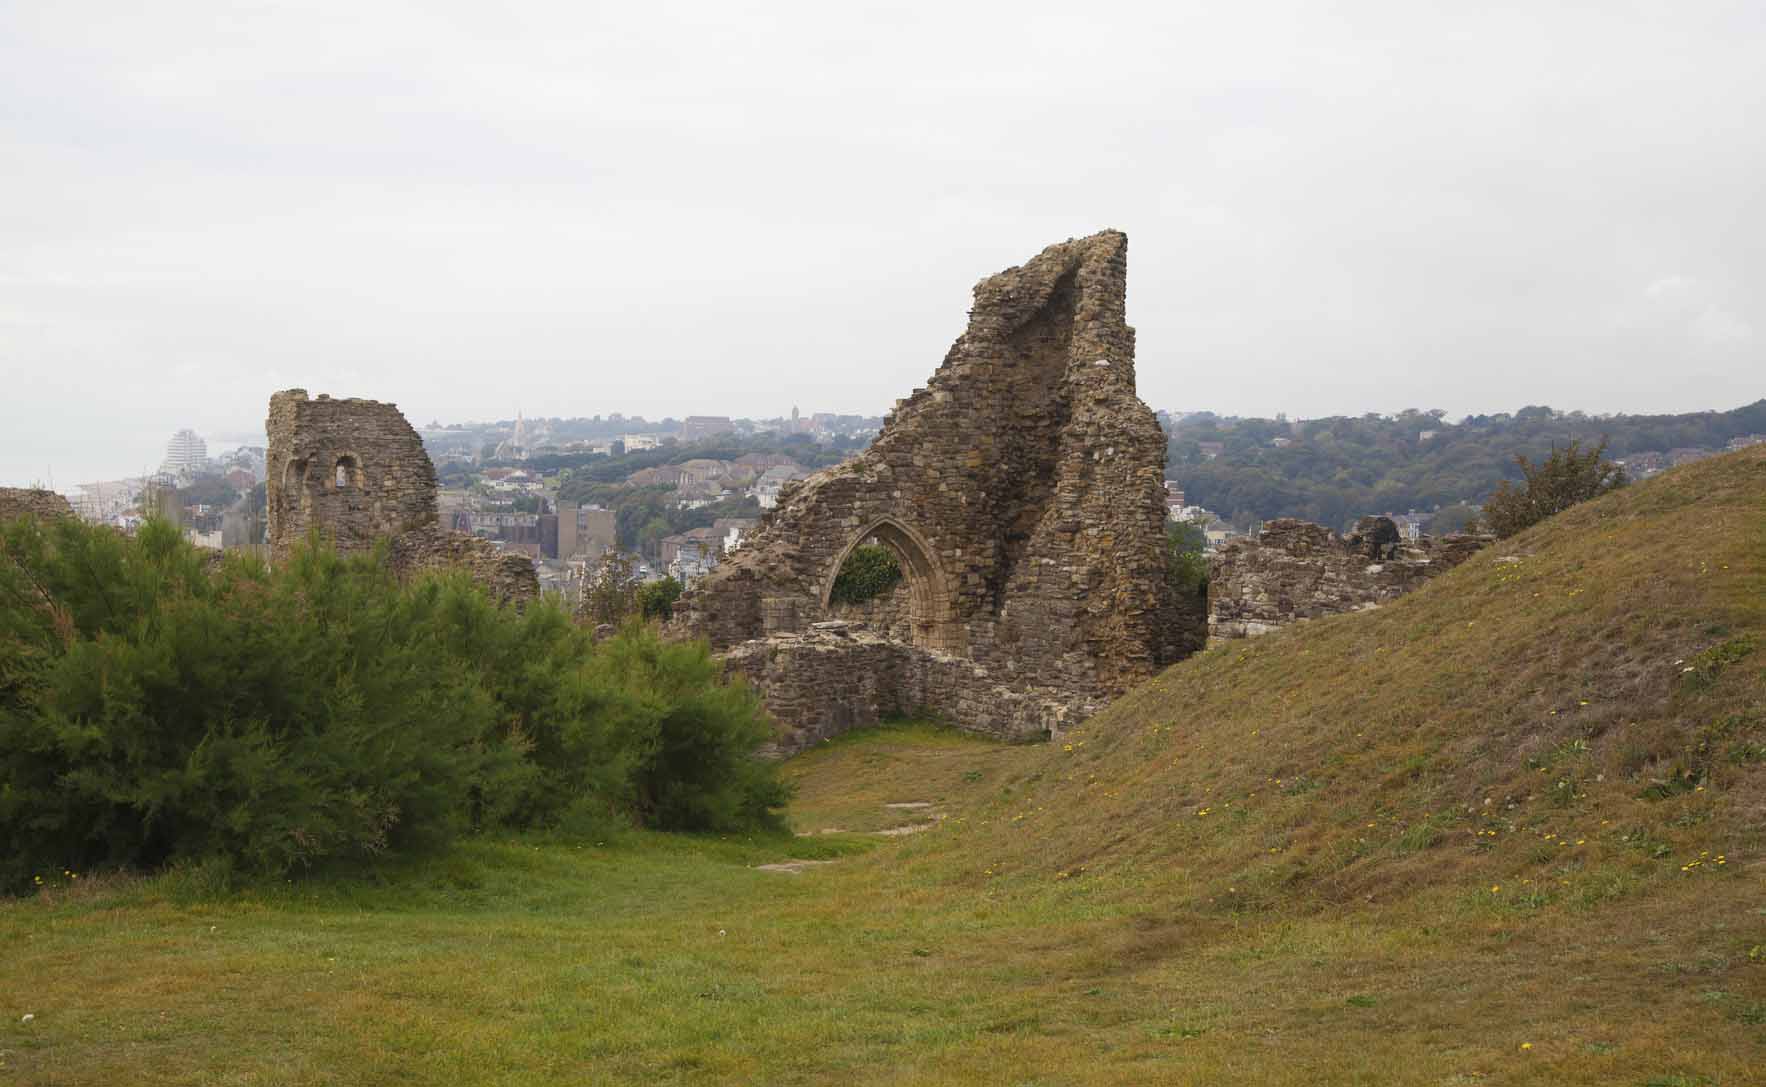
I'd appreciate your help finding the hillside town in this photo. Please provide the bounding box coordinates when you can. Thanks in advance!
[42,405,1766,614]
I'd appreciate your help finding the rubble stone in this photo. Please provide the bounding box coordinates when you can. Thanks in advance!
[1208,516,1492,638]
[0,488,75,525]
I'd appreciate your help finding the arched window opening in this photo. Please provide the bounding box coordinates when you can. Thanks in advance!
[334,455,361,490]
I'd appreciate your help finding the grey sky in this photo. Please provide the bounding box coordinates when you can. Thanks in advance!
[2,1,1762,486]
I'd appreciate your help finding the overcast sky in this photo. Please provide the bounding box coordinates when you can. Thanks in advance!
[2,1,1762,486]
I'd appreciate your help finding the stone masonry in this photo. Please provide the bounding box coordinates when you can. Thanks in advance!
[266,390,538,605]
[0,488,75,525]
[1208,515,1492,638]
[723,623,1093,756]
[683,231,1202,751]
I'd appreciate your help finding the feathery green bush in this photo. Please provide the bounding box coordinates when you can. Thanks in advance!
[0,517,786,893]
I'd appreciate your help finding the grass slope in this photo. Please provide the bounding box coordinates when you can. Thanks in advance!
[2,448,1762,1085]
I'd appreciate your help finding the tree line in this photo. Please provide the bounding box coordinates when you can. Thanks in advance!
[1165,400,1764,530]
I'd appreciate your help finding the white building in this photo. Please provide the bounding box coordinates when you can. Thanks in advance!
[161,429,208,477]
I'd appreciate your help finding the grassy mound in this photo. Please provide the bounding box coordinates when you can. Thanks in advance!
[939,444,1764,916]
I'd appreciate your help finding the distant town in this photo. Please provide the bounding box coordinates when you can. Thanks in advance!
[44,400,1766,603]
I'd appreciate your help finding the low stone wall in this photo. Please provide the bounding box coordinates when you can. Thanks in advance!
[1208,517,1492,639]
[0,488,75,525]
[826,581,914,642]
[390,525,540,607]
[721,623,1094,756]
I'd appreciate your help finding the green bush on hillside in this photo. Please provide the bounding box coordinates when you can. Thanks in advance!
[1482,438,1626,538]
[0,517,788,893]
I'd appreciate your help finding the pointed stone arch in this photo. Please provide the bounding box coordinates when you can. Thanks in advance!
[820,517,962,653]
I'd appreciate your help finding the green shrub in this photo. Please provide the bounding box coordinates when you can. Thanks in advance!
[1482,439,1626,538]
[1165,521,1208,595]
[0,517,788,893]
[637,576,683,621]
[830,545,902,605]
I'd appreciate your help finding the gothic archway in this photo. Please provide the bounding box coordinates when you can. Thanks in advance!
[820,517,962,653]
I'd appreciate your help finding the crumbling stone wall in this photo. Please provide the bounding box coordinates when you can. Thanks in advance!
[724,624,1093,756]
[826,579,914,643]
[1208,516,1492,638]
[685,231,1200,745]
[0,488,75,525]
[267,390,538,605]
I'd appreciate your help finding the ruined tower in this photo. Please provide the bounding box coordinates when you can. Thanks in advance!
[266,389,538,604]
[266,391,439,561]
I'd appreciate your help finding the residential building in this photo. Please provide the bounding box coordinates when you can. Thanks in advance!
[546,504,617,560]
[753,464,808,509]
[676,458,729,487]
[681,416,735,442]
[1617,451,1666,477]
[712,517,757,553]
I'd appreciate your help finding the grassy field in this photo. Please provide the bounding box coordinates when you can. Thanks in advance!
[3,448,1763,1085]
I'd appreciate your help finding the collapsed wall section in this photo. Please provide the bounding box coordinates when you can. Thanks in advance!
[685,231,1201,745]
[0,488,75,525]
[1208,516,1492,638]
[266,389,538,605]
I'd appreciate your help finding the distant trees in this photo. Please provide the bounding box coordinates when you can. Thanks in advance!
[581,558,681,624]
[1482,439,1626,538]
[581,551,641,625]
[1428,503,1482,535]
[177,475,240,510]
[1165,399,1762,528]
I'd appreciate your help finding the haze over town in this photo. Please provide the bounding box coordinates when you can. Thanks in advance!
[3,1,1763,487]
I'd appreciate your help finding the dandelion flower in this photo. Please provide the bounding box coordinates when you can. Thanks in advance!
[1520,1042,1532,1051]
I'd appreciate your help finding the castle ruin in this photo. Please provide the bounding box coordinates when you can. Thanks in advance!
[1208,515,1491,638]
[685,230,1204,750]
[266,390,539,604]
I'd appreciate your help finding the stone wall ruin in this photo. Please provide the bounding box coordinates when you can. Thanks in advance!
[1208,515,1492,639]
[683,231,1203,751]
[0,488,75,526]
[266,390,538,605]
